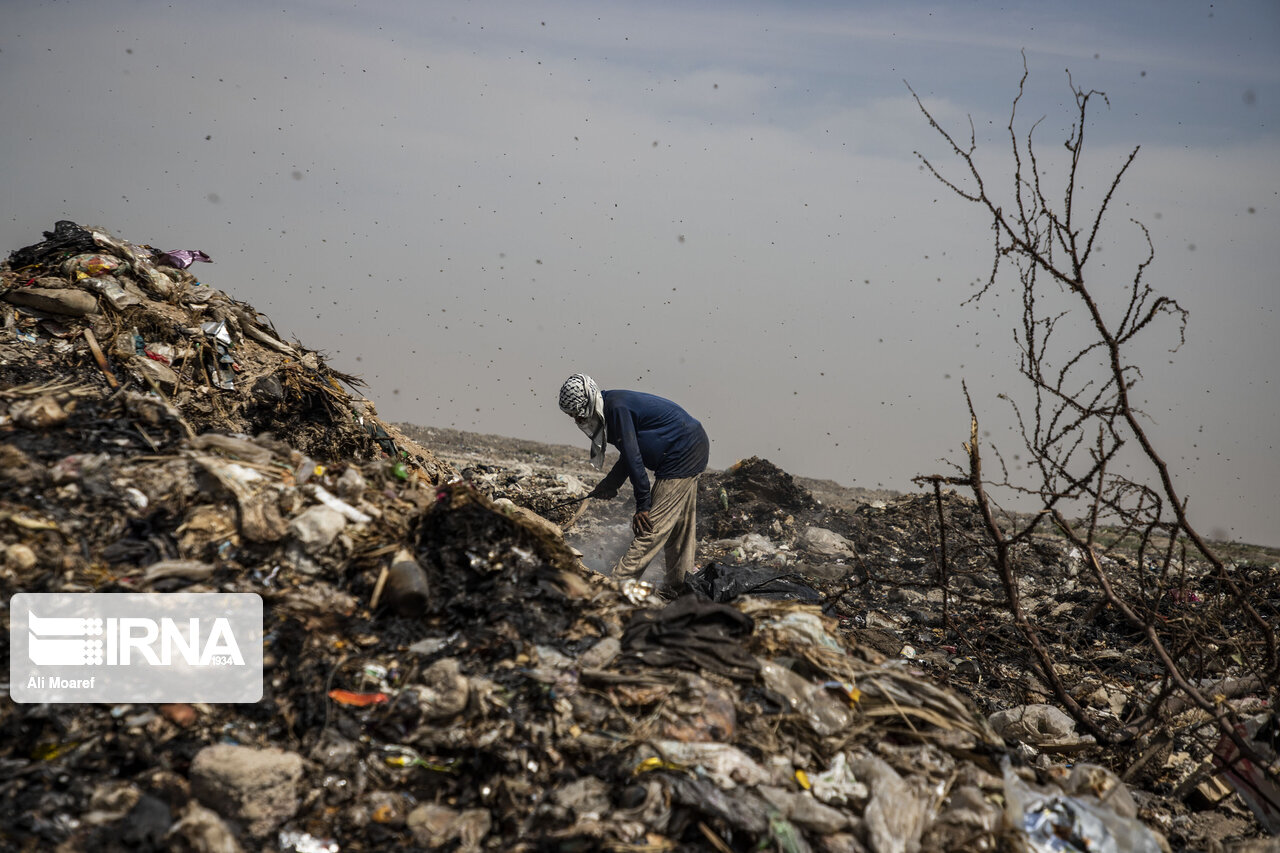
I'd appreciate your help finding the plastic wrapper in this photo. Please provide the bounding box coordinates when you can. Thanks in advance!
[61,253,122,277]
[158,249,212,269]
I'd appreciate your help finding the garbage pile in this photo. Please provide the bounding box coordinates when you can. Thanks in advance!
[406,435,1280,848]
[1,220,449,479]
[0,222,1274,852]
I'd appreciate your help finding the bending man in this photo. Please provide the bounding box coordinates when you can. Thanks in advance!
[558,373,710,593]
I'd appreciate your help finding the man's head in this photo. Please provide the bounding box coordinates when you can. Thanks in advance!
[558,373,599,421]
[559,373,607,469]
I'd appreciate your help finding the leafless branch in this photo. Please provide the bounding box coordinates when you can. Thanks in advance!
[910,59,1278,822]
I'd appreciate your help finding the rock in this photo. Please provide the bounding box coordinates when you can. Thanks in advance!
[5,543,38,571]
[406,803,492,850]
[160,703,198,728]
[578,636,621,669]
[167,801,244,853]
[188,744,305,838]
[287,505,347,554]
[416,657,470,719]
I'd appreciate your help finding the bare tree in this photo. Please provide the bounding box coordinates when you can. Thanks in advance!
[909,55,1277,813]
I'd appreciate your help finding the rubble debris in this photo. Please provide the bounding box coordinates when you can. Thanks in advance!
[1,222,1276,851]
[188,745,306,839]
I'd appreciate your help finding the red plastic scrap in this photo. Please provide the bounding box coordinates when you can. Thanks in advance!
[327,689,389,707]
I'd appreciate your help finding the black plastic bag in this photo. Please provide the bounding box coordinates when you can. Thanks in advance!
[8,220,99,270]
[684,560,822,603]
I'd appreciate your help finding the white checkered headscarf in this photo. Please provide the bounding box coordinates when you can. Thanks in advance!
[558,373,607,469]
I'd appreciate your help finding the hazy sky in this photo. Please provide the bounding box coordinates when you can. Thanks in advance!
[3,1,1278,546]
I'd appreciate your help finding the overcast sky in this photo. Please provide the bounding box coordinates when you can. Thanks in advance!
[3,1,1278,546]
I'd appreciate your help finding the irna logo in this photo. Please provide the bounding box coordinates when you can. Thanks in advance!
[27,611,245,667]
[11,593,262,703]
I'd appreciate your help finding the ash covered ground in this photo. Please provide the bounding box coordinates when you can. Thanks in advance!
[1,222,1277,852]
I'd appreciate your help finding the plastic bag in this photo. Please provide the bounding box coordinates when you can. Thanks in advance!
[685,561,821,602]
[1002,760,1162,853]
[759,660,853,737]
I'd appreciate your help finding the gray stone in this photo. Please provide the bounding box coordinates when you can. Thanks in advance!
[287,505,346,554]
[577,636,621,670]
[406,803,491,850]
[416,658,470,719]
[189,744,305,838]
[167,801,244,853]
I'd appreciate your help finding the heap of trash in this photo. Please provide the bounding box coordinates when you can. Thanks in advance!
[1,222,1275,852]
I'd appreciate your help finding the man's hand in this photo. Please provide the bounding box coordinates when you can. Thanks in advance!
[632,510,653,536]
[588,483,618,500]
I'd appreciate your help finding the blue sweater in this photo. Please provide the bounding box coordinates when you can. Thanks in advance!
[597,390,710,512]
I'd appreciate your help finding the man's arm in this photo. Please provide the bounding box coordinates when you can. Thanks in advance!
[608,406,652,512]
[591,458,628,499]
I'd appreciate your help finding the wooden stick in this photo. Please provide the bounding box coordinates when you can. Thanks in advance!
[82,328,119,389]
[563,497,592,531]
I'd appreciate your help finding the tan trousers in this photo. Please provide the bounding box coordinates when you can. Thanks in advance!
[612,475,700,587]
